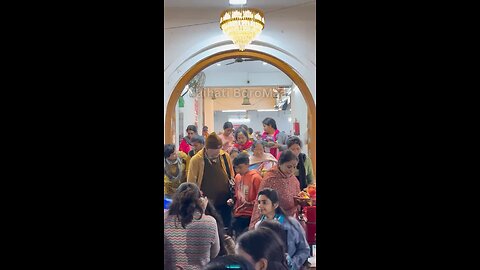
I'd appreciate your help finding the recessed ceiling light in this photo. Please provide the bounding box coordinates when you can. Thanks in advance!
[216,63,221,66]
[229,0,247,5]
[262,62,267,65]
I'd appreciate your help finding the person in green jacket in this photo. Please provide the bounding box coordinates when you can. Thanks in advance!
[286,136,315,190]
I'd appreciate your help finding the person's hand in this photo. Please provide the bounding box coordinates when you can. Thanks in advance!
[199,196,208,212]
[271,141,279,148]
[227,198,234,206]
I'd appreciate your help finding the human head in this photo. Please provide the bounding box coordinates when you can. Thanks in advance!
[186,125,198,139]
[248,128,253,135]
[278,150,299,177]
[235,227,289,270]
[205,132,222,159]
[164,144,177,161]
[257,220,287,251]
[168,182,204,228]
[223,121,234,136]
[240,124,249,131]
[190,135,205,153]
[286,136,303,157]
[251,141,266,156]
[203,126,209,132]
[233,153,250,175]
[256,188,290,219]
[235,128,249,145]
[204,255,255,270]
[230,148,240,160]
[262,118,277,133]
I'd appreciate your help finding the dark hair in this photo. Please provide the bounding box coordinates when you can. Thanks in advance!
[236,228,289,270]
[286,136,303,148]
[257,220,288,251]
[240,124,249,130]
[234,128,249,141]
[233,153,250,166]
[168,182,204,229]
[278,150,299,165]
[248,128,253,134]
[251,140,266,151]
[230,148,239,154]
[164,144,176,159]
[223,121,233,130]
[204,255,255,270]
[204,200,228,257]
[190,135,205,145]
[186,125,197,133]
[257,188,292,225]
[203,126,208,132]
[262,117,277,130]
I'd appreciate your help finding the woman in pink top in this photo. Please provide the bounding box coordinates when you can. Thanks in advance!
[248,150,300,230]
[179,125,197,155]
[218,121,235,153]
[261,117,289,159]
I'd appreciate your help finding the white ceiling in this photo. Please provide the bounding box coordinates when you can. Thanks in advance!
[203,58,280,73]
[164,0,314,10]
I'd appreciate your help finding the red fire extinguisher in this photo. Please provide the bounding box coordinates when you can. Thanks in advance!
[294,118,300,135]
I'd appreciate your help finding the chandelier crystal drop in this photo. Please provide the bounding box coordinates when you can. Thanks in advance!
[220,8,265,51]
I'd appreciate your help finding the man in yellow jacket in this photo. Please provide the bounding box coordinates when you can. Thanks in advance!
[188,132,235,230]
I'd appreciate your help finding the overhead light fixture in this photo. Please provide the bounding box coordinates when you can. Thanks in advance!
[257,109,277,112]
[216,63,221,66]
[262,62,267,65]
[222,110,246,112]
[228,118,251,123]
[220,7,265,51]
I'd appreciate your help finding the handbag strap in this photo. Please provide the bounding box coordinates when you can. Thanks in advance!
[222,154,231,180]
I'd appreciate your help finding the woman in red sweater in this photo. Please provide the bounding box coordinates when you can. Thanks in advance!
[179,125,197,155]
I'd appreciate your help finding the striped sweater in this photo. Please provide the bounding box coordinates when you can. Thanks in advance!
[164,212,220,270]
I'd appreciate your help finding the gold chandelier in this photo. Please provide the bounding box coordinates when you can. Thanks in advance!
[220,8,265,51]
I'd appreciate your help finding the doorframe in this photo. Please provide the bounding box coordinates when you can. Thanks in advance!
[164,49,316,178]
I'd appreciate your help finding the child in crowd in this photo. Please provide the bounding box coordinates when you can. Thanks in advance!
[227,153,263,239]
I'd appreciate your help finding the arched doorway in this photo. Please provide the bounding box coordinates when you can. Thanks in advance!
[165,50,316,177]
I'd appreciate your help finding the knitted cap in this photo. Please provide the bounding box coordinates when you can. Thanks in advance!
[206,132,222,149]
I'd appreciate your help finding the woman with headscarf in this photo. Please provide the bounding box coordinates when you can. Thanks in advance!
[179,125,198,155]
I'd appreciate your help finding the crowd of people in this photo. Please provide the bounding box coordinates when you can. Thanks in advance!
[164,117,316,270]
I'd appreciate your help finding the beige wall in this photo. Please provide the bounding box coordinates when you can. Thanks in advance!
[205,87,276,110]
